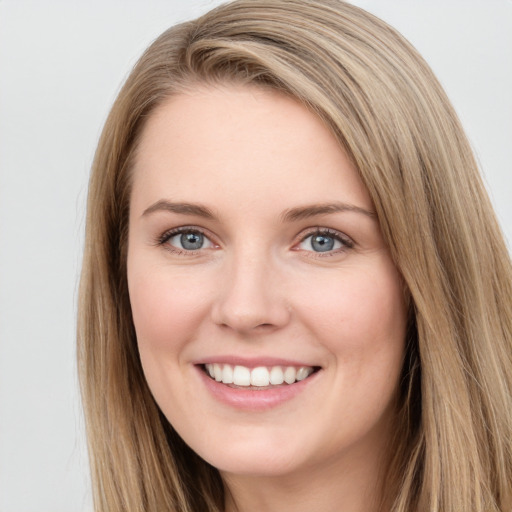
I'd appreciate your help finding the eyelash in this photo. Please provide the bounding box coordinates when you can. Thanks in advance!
[297,228,354,257]
[155,226,354,256]
[156,226,214,255]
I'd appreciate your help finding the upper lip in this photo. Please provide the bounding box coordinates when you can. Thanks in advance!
[195,356,320,368]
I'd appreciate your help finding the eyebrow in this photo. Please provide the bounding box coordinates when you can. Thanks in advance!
[281,202,375,222]
[142,200,215,219]
[141,199,375,222]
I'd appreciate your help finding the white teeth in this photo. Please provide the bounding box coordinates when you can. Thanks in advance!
[251,367,270,387]
[269,366,285,385]
[233,365,251,386]
[284,366,296,384]
[222,364,234,384]
[296,367,313,381]
[213,363,222,382]
[204,363,315,386]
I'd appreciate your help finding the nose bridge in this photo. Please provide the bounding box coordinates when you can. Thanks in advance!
[211,242,289,333]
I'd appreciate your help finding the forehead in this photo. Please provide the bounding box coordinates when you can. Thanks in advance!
[130,84,372,216]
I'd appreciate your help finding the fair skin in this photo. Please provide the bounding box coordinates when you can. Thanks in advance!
[127,84,407,512]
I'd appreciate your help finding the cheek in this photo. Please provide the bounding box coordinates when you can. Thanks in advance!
[127,262,215,414]
[127,263,210,356]
[298,262,407,364]
[302,264,407,429]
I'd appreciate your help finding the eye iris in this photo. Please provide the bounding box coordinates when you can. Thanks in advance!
[311,234,335,252]
[181,232,203,250]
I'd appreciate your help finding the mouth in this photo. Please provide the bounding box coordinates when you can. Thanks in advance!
[202,363,321,389]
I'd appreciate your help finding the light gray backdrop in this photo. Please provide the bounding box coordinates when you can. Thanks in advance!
[0,1,510,511]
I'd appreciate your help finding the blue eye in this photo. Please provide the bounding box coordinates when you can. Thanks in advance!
[163,229,214,251]
[298,230,350,253]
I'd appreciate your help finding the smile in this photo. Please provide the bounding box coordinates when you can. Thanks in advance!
[197,361,323,411]
[204,363,317,387]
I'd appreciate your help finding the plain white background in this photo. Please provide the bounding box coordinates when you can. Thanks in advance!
[0,1,510,511]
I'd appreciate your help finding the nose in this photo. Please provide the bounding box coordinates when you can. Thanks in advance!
[210,249,291,334]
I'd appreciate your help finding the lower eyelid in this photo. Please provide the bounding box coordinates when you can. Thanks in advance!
[157,227,214,249]
[297,230,353,251]
[155,227,352,255]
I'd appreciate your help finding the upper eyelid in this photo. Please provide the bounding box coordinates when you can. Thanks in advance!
[295,229,354,258]
[156,225,354,250]
[159,225,213,243]
[156,226,217,255]
[296,227,353,244]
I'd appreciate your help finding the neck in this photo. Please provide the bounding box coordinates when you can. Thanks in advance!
[222,445,390,512]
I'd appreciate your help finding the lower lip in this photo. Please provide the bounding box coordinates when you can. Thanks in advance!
[196,366,320,411]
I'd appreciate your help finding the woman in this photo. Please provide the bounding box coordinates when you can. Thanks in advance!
[77,1,512,510]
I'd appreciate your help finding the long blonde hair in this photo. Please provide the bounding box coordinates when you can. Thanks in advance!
[78,1,512,510]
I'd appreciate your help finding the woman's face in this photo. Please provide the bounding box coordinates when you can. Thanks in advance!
[127,85,407,478]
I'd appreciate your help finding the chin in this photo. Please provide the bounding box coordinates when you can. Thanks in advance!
[189,428,309,477]
[207,451,303,479]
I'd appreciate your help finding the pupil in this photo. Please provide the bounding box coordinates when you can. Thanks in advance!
[181,232,203,250]
[312,234,334,252]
